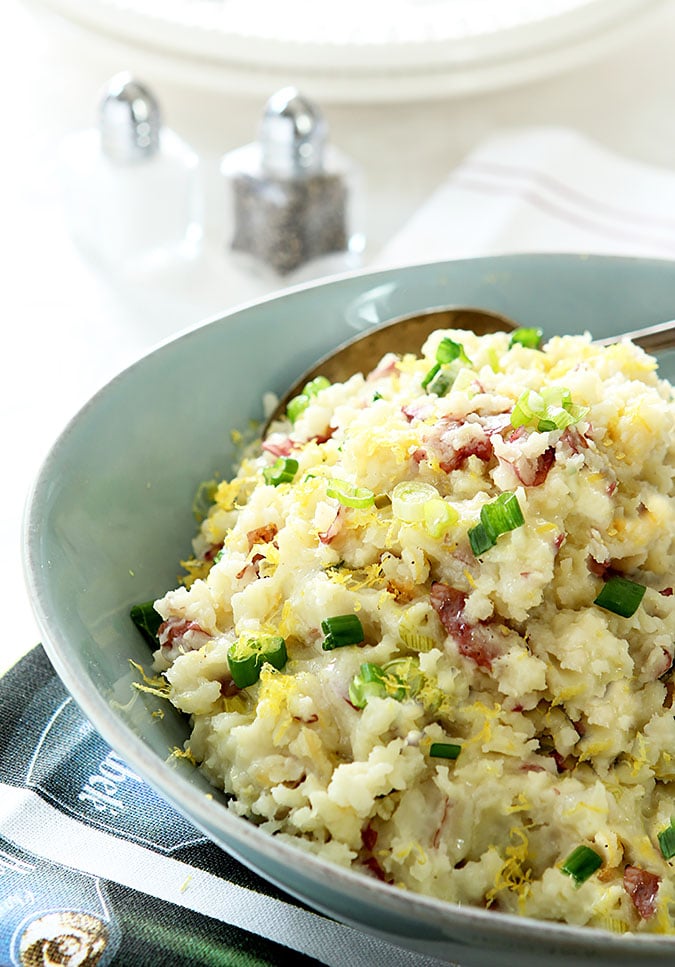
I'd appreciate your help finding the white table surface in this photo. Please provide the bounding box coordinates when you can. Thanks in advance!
[6,0,675,677]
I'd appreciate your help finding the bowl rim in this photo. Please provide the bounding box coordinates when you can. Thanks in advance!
[23,252,675,960]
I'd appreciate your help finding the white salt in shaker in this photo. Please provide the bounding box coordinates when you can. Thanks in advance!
[220,87,365,281]
[60,73,202,272]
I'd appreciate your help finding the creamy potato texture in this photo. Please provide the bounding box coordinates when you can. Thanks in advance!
[152,328,675,933]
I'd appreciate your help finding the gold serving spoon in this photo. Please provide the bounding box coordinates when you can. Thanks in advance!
[264,306,675,433]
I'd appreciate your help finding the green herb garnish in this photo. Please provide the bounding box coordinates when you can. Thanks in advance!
[227,635,288,688]
[594,575,646,618]
[130,601,162,647]
[468,492,524,556]
[321,614,364,650]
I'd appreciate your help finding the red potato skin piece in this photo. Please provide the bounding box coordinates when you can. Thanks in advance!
[439,436,494,474]
[362,825,378,852]
[246,523,278,550]
[318,505,345,544]
[262,437,294,457]
[429,582,496,669]
[158,618,206,648]
[624,866,661,920]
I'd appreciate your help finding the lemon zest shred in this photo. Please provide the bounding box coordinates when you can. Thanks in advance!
[486,827,532,909]
[129,660,171,698]
[169,745,198,766]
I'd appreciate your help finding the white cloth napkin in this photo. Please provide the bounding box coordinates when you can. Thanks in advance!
[375,126,675,267]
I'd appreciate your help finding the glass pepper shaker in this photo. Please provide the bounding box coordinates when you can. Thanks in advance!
[220,87,365,281]
[59,73,202,273]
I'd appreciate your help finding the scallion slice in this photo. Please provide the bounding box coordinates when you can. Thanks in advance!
[321,614,364,650]
[348,658,422,708]
[509,327,543,350]
[263,456,299,487]
[391,481,439,523]
[511,386,588,433]
[429,742,461,760]
[560,845,603,885]
[467,521,492,557]
[435,337,472,366]
[421,362,440,389]
[594,575,646,618]
[304,376,331,396]
[468,492,524,556]
[130,601,162,647]
[384,658,423,699]
[427,367,456,398]
[286,375,331,423]
[658,820,675,860]
[349,663,387,708]
[423,497,459,539]
[326,478,375,509]
[227,634,288,688]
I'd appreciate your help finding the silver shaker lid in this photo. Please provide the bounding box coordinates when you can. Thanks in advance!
[100,73,160,163]
[259,87,327,177]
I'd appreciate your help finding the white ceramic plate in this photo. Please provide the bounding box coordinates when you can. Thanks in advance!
[29,0,667,101]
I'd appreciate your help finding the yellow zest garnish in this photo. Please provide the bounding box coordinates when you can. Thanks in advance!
[169,745,198,766]
[179,557,212,588]
[486,828,532,909]
[129,659,171,698]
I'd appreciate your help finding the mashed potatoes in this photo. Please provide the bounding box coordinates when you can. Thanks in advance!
[151,327,675,933]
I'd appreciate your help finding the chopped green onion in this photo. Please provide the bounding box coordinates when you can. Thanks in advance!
[435,337,472,366]
[398,627,436,652]
[326,478,375,509]
[423,497,459,539]
[227,634,288,688]
[304,375,331,396]
[422,338,472,396]
[398,607,438,653]
[321,614,364,650]
[348,658,422,708]
[509,327,543,350]
[349,662,388,708]
[421,362,440,389]
[286,376,331,422]
[286,394,309,423]
[192,478,218,522]
[384,657,424,697]
[468,492,524,556]
[658,821,675,860]
[390,483,458,537]
[468,521,492,556]
[560,845,603,885]
[130,601,162,647]
[391,481,439,523]
[511,386,588,433]
[427,367,457,398]
[594,575,646,618]
[429,742,461,760]
[263,456,299,486]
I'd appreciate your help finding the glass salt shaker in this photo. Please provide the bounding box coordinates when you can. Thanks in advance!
[59,73,202,272]
[220,87,365,281]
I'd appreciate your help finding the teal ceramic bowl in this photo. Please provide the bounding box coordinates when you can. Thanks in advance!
[24,255,675,966]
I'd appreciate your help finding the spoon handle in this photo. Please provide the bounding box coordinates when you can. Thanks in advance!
[595,317,675,353]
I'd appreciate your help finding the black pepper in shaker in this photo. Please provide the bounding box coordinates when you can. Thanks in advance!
[221,87,365,279]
